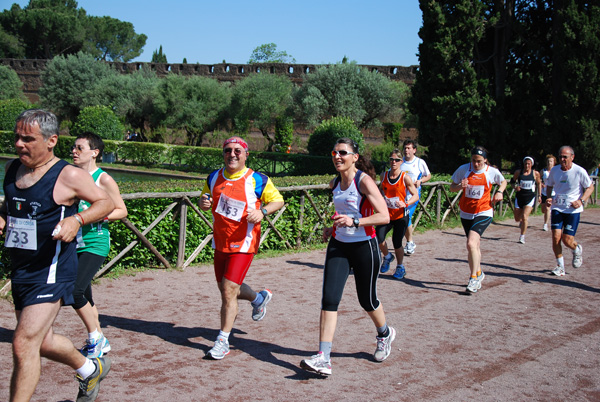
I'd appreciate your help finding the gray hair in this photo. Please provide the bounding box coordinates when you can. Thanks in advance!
[15,109,59,141]
[558,145,574,156]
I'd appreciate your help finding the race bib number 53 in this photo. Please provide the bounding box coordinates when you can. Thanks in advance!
[5,216,37,250]
[215,193,246,222]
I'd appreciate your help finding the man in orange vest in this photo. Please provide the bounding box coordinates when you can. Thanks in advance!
[199,137,284,360]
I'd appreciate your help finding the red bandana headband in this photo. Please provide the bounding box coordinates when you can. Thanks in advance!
[223,138,249,150]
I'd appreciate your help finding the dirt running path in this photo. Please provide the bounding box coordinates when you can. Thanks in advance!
[1,209,599,401]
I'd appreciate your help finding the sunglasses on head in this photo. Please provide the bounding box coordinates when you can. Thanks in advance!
[223,147,244,155]
[331,150,356,157]
[389,157,402,162]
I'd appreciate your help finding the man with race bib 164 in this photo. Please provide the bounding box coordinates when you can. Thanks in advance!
[545,146,594,277]
[199,136,284,360]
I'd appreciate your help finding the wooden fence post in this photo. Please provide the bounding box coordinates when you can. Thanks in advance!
[177,199,187,268]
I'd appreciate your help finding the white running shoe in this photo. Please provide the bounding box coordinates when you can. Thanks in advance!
[206,337,230,360]
[518,235,525,244]
[543,224,548,231]
[466,277,481,293]
[404,241,416,256]
[374,327,396,362]
[572,244,583,268]
[300,352,332,375]
[552,266,566,276]
[477,271,485,285]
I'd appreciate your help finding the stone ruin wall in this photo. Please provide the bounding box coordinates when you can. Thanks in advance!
[1,58,417,103]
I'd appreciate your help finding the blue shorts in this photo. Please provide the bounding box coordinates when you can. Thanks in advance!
[550,210,580,236]
[406,189,421,226]
[12,282,75,311]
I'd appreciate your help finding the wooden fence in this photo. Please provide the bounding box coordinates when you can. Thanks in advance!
[1,177,598,296]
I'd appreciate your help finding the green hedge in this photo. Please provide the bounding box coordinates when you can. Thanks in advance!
[0,132,336,176]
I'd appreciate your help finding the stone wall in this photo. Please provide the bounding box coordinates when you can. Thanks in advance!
[1,58,417,103]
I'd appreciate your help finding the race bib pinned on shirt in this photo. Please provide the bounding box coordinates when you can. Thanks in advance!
[466,185,484,200]
[215,193,246,222]
[5,216,37,250]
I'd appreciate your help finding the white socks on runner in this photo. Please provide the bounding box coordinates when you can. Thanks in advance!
[76,358,96,379]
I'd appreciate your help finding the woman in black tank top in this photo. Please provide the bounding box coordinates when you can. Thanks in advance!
[511,156,541,244]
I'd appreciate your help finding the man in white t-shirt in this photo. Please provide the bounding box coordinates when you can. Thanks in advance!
[399,140,431,256]
[545,146,594,276]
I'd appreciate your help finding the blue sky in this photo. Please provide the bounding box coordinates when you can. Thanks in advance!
[7,0,422,66]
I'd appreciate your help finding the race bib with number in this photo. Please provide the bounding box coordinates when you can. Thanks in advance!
[5,216,37,250]
[215,193,246,222]
[519,180,534,190]
[385,196,401,209]
[466,185,484,200]
[554,194,568,206]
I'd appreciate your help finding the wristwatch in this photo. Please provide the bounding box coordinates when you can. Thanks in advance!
[261,207,268,216]
[353,217,360,228]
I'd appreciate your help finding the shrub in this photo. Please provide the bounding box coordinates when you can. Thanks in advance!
[0,66,25,101]
[274,116,294,151]
[382,122,403,145]
[72,105,125,141]
[0,98,30,131]
[307,116,365,157]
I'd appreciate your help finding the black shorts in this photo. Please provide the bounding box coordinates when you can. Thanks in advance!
[461,215,493,237]
[376,215,409,249]
[12,281,75,311]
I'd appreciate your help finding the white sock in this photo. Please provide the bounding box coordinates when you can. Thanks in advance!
[557,256,564,268]
[89,329,101,342]
[76,358,96,379]
[218,330,230,342]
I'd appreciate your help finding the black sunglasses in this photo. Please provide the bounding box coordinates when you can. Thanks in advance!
[223,147,244,155]
[389,157,402,162]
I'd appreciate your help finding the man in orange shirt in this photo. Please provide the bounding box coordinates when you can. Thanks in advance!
[199,137,284,360]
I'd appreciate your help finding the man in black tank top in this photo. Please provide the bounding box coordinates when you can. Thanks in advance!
[0,110,114,401]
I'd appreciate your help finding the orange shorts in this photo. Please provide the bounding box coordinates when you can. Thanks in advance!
[213,250,255,285]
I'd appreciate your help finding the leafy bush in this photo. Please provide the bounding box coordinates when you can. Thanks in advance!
[72,105,125,141]
[0,98,30,131]
[274,116,294,149]
[307,116,365,157]
[39,52,116,121]
[0,66,25,100]
[382,122,403,145]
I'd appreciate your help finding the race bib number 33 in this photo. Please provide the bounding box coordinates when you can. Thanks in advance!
[5,216,37,250]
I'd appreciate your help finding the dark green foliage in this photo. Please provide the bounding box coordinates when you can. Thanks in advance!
[72,105,125,141]
[0,98,30,131]
[382,123,403,146]
[86,67,160,136]
[410,0,494,173]
[151,45,167,63]
[274,116,294,149]
[248,43,296,64]
[0,66,25,100]
[0,1,146,62]
[307,117,365,157]
[39,52,116,121]
[411,1,600,171]
[82,16,147,62]
[230,73,293,151]
[295,62,409,130]
[153,74,231,146]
